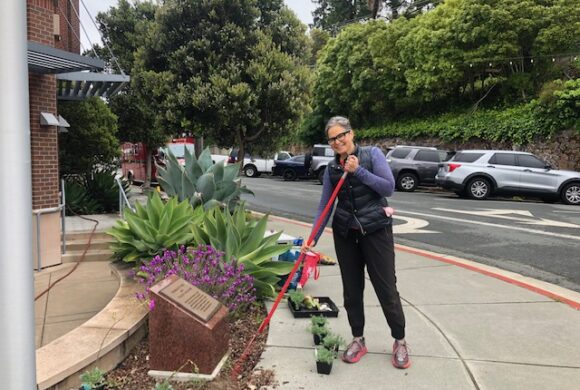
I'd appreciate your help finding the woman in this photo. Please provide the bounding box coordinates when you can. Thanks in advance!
[301,116,410,369]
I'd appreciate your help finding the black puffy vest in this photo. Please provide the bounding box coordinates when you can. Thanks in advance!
[328,145,390,238]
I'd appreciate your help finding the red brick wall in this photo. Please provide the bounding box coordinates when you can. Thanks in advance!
[56,0,81,54]
[27,0,62,209]
[29,74,60,210]
[27,0,55,46]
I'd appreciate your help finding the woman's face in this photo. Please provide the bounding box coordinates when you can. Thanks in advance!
[327,125,354,156]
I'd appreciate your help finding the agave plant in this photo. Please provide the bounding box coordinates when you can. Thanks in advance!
[156,147,252,209]
[107,192,203,264]
[191,203,293,298]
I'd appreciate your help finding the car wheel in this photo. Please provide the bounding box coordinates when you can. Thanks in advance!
[283,169,297,181]
[466,177,491,200]
[243,165,259,178]
[396,172,418,192]
[561,182,580,205]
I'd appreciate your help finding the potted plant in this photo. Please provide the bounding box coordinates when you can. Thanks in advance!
[287,294,340,318]
[308,323,329,345]
[288,290,305,311]
[322,332,345,354]
[315,346,335,375]
[310,315,328,328]
[79,367,107,390]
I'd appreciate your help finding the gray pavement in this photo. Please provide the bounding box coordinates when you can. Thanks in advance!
[258,216,580,390]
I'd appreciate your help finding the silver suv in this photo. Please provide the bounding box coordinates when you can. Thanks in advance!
[436,150,580,205]
[386,146,453,192]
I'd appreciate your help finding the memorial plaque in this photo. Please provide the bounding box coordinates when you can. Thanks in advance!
[159,278,221,323]
[149,275,230,375]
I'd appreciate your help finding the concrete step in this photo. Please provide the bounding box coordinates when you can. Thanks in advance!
[62,250,114,263]
[64,231,111,241]
[65,238,112,252]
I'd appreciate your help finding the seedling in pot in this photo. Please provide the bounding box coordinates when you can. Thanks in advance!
[310,315,328,328]
[322,332,345,354]
[308,323,330,345]
[315,346,335,375]
[288,290,305,310]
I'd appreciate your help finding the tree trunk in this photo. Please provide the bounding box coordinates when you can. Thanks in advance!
[237,130,245,175]
[194,135,204,158]
[144,148,152,189]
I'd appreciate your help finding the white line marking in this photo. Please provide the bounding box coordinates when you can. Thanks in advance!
[397,210,580,241]
[433,208,580,229]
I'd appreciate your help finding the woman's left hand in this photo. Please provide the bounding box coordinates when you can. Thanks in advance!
[344,155,359,173]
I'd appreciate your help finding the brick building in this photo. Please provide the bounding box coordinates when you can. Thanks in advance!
[27,0,127,268]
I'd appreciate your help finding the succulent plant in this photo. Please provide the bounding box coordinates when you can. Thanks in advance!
[191,203,293,298]
[107,192,203,264]
[156,147,252,209]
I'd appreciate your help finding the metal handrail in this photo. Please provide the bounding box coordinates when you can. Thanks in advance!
[116,176,135,217]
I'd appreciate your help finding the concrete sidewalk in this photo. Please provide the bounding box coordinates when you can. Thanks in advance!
[36,208,580,389]
[258,216,580,390]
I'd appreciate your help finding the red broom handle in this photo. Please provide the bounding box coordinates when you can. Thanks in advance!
[233,171,348,374]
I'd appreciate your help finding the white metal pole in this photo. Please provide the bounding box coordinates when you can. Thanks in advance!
[0,0,37,388]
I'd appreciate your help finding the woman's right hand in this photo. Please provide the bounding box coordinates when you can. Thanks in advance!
[301,241,314,254]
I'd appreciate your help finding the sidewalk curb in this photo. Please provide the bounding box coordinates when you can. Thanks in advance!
[266,214,580,311]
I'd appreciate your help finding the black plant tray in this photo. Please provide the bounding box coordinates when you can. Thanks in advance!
[288,296,339,318]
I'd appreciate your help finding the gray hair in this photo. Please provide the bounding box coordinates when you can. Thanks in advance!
[325,116,352,135]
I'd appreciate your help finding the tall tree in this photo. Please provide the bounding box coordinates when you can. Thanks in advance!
[58,98,119,175]
[312,0,371,31]
[138,0,313,166]
[93,0,172,187]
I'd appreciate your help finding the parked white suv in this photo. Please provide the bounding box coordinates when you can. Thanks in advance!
[228,149,292,177]
[436,150,580,205]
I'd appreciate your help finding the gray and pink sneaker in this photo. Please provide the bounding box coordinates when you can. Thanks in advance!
[341,337,368,363]
[392,340,411,369]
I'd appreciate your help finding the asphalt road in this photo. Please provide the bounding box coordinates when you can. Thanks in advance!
[241,175,580,292]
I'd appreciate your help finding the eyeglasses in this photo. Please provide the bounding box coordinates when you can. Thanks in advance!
[327,130,351,145]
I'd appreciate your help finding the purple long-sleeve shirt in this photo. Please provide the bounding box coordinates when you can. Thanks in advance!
[312,146,395,243]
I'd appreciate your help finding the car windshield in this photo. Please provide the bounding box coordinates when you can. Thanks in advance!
[164,144,194,158]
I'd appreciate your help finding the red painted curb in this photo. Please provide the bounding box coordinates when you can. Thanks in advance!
[395,245,580,311]
[268,214,580,311]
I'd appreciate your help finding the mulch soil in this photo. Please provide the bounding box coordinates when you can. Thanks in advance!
[105,302,277,390]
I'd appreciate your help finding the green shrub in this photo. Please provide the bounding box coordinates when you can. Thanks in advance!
[533,79,580,134]
[358,104,547,145]
[107,192,203,264]
[63,169,129,215]
[191,203,293,298]
[64,178,101,216]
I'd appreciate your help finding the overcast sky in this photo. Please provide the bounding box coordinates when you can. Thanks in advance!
[79,0,316,53]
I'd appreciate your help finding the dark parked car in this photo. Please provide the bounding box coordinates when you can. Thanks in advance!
[272,155,311,181]
[386,146,454,192]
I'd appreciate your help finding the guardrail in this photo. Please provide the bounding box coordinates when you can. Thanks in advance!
[116,176,135,217]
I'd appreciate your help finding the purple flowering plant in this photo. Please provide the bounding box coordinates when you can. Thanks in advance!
[134,244,256,317]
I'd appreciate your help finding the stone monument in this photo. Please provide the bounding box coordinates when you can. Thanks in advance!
[148,275,230,377]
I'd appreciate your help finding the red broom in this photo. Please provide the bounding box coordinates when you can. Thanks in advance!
[231,171,348,379]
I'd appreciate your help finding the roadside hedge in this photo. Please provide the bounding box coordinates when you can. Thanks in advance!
[357,79,579,145]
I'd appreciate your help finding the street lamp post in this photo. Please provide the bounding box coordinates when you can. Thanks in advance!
[0,0,37,388]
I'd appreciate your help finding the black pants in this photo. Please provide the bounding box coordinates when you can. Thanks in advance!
[334,225,406,340]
